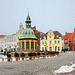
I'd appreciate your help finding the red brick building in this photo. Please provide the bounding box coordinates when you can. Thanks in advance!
[64,32,69,50]
[31,26,45,51]
[71,29,75,51]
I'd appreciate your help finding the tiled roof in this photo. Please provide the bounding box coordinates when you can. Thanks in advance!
[31,26,45,39]
[67,33,73,41]
[0,35,6,37]
[41,31,62,39]
[53,31,62,39]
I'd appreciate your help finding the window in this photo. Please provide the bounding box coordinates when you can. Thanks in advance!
[45,41,47,44]
[65,40,68,43]
[35,42,37,49]
[42,47,44,51]
[49,47,52,51]
[17,43,19,46]
[57,35,59,38]
[73,46,74,50]
[31,42,34,49]
[58,40,60,44]
[26,32,27,34]
[50,36,51,38]
[12,44,13,47]
[50,41,51,44]
[22,42,24,49]
[58,47,60,51]
[55,41,56,44]
[45,47,47,51]
[26,42,29,49]
[42,41,44,44]
[19,42,21,49]
[55,46,57,51]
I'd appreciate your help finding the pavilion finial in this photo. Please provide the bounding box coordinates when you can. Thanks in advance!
[28,8,29,15]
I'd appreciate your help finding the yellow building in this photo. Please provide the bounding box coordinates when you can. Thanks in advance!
[40,30,62,52]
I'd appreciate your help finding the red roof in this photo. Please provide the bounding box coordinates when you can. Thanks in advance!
[67,33,73,41]
[62,35,65,40]
[0,35,6,37]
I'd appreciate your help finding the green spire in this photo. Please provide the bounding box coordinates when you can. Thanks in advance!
[26,9,31,28]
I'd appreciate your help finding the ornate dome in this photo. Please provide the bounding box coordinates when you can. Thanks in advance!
[21,28,37,39]
[19,12,37,40]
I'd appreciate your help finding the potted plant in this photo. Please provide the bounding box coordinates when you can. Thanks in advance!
[49,51,52,57]
[56,51,59,56]
[21,53,25,60]
[52,51,55,56]
[7,54,11,62]
[37,52,40,58]
[46,52,49,57]
[28,52,32,60]
[32,52,36,59]
[42,52,45,58]
[14,52,19,61]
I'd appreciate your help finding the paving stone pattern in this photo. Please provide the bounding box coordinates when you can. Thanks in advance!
[0,51,75,75]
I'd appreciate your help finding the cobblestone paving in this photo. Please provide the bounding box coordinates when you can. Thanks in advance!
[0,51,75,75]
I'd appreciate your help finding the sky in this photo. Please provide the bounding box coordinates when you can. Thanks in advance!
[0,0,75,35]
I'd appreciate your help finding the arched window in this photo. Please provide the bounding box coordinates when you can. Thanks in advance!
[58,40,60,44]
[50,36,51,38]
[49,47,52,51]
[55,46,57,51]
[58,47,60,51]
[42,41,44,44]
[55,41,56,44]
[45,41,47,44]
[26,32,27,34]
[42,47,44,51]
[50,41,51,44]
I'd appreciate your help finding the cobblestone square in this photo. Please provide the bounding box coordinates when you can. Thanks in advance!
[0,51,75,75]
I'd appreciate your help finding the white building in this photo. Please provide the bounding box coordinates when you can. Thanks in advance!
[0,24,24,52]
[0,35,6,52]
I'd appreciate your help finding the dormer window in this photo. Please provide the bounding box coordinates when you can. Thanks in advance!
[57,35,59,38]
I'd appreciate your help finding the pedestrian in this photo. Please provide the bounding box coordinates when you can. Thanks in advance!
[4,51,6,56]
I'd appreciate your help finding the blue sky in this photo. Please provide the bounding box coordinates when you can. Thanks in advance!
[0,0,75,35]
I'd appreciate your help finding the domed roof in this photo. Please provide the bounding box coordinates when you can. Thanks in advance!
[20,28,37,39]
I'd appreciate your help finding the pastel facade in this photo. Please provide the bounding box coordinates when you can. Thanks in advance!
[40,30,62,52]
[0,24,24,52]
